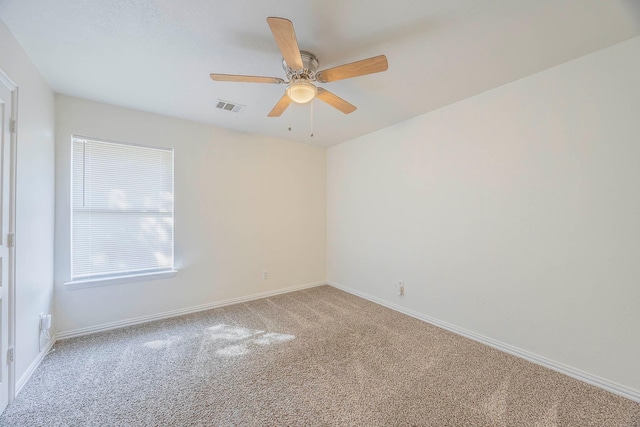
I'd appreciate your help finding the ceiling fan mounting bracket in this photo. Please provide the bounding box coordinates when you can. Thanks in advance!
[283,51,319,82]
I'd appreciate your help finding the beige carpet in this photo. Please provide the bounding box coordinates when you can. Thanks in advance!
[1,285,638,426]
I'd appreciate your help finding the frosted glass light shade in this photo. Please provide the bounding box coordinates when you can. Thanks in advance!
[286,81,317,104]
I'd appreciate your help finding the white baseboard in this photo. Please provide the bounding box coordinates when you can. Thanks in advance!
[16,335,56,396]
[327,281,640,403]
[56,281,326,340]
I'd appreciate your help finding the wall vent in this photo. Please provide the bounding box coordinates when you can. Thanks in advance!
[216,100,245,113]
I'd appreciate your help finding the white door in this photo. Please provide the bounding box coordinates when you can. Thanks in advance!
[0,74,15,413]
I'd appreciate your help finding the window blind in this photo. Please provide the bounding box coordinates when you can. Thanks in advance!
[71,137,174,280]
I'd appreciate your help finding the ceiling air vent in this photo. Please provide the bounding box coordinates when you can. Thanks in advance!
[216,100,245,113]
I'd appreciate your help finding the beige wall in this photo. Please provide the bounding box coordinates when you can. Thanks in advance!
[54,95,326,333]
[327,37,640,393]
[0,19,55,387]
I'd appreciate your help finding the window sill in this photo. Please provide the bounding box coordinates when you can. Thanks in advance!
[64,270,178,290]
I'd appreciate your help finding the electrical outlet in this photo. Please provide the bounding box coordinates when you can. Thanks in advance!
[262,270,269,280]
[396,280,405,297]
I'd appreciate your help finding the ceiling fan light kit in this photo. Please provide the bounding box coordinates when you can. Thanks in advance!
[286,80,317,104]
[210,17,389,119]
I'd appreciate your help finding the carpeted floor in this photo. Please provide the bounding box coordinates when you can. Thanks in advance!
[1,285,638,426]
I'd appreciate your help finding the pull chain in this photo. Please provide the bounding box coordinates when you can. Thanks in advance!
[288,104,292,132]
[310,99,314,138]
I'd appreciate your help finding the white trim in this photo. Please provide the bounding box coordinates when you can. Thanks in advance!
[57,281,326,340]
[15,335,56,396]
[64,269,178,290]
[327,281,640,403]
[0,68,18,405]
[0,69,17,90]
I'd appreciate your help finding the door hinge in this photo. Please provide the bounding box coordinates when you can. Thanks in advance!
[7,233,15,248]
[10,119,16,134]
[8,347,14,363]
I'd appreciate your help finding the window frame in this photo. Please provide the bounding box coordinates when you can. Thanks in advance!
[65,135,177,289]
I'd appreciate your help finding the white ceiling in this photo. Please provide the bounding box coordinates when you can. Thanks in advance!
[1,0,639,147]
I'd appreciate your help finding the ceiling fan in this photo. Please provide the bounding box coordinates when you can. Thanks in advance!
[210,17,388,117]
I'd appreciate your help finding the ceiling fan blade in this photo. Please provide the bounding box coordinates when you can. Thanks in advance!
[268,94,292,117]
[316,88,357,114]
[267,17,304,70]
[210,74,285,84]
[316,55,388,83]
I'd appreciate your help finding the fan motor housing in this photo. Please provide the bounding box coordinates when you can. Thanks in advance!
[283,51,319,82]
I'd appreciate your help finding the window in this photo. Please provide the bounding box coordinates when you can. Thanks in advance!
[70,136,174,284]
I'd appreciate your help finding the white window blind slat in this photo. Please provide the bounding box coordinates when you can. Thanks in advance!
[71,137,174,280]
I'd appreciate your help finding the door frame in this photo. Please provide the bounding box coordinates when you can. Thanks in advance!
[0,68,18,404]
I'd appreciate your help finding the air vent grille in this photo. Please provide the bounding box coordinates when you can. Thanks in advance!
[216,100,245,113]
